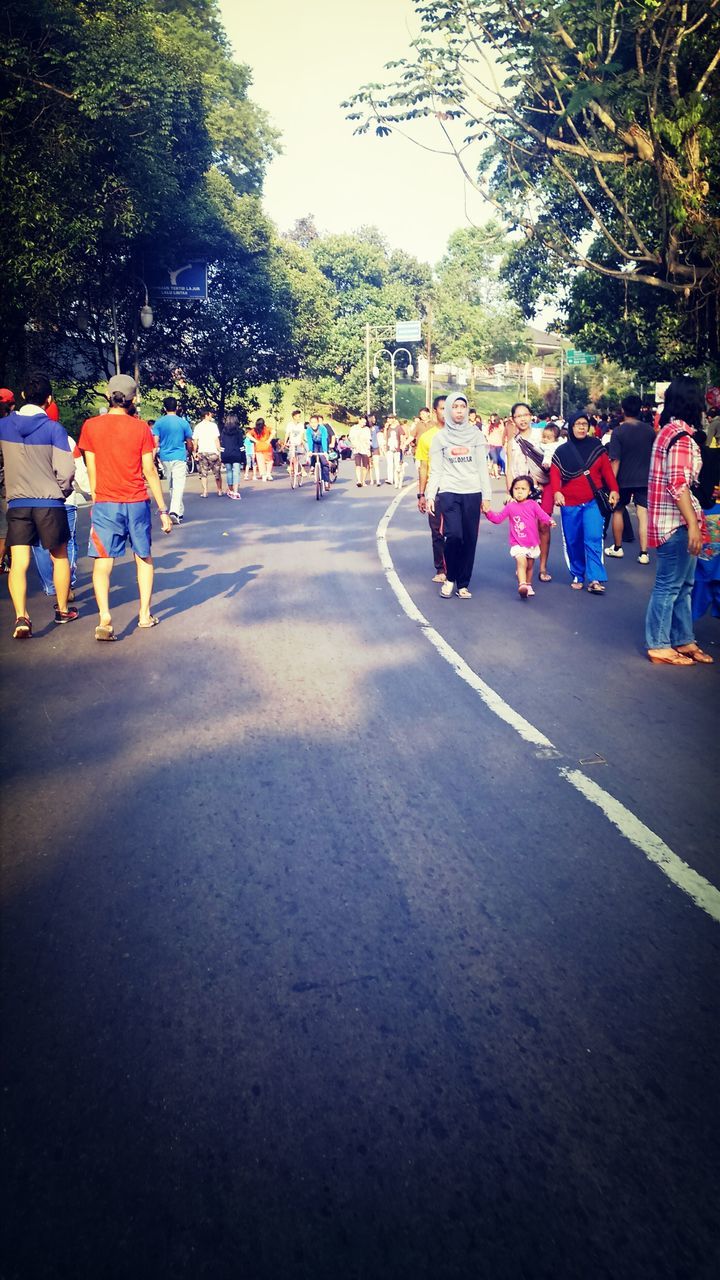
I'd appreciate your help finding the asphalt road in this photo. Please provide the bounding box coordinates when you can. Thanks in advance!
[2,465,718,1280]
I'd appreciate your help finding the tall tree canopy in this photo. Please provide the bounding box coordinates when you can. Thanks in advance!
[345,0,720,368]
[0,0,280,383]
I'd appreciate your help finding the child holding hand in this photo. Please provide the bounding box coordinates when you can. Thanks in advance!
[486,475,556,598]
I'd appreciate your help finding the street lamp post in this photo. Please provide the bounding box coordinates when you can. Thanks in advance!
[364,322,394,414]
[371,346,414,416]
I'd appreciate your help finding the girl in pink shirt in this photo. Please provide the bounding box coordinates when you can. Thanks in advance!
[485,475,555,598]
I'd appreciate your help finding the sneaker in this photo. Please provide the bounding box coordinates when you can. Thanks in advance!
[456,587,472,599]
[431,572,447,583]
[169,512,180,524]
[176,514,184,523]
[637,552,650,565]
[440,580,455,598]
[54,606,79,624]
[526,585,535,597]
[605,545,624,557]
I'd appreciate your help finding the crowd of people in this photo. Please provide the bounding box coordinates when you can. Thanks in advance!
[0,369,718,663]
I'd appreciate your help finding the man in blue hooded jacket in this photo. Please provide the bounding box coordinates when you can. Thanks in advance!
[0,370,76,637]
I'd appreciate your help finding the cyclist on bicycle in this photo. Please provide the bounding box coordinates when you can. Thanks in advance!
[305,414,330,491]
[284,409,306,483]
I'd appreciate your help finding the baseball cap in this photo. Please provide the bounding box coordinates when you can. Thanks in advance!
[108,374,137,398]
[0,388,15,404]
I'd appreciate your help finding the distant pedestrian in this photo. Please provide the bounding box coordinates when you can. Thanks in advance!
[243,426,256,481]
[369,413,382,485]
[645,377,713,665]
[220,413,244,499]
[349,417,371,487]
[606,394,655,564]
[193,409,223,496]
[153,396,193,522]
[32,434,89,603]
[250,417,274,482]
[425,393,492,599]
[383,416,405,487]
[485,475,555,599]
[0,371,77,638]
[78,374,172,641]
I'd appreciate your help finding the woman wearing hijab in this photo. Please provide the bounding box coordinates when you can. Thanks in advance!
[425,393,493,598]
[549,412,619,593]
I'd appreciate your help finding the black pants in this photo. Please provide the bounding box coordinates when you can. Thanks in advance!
[428,508,445,573]
[437,491,482,590]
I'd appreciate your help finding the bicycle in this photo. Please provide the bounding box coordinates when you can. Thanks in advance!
[312,452,330,501]
[186,451,197,476]
[289,450,305,489]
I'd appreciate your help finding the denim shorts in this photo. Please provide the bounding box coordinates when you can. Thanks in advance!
[89,501,152,558]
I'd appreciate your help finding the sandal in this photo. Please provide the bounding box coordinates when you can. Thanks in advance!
[647,649,693,666]
[539,571,552,582]
[456,587,472,599]
[570,579,583,590]
[12,616,32,640]
[673,644,714,664]
[587,582,606,594]
[137,615,159,629]
[95,624,116,642]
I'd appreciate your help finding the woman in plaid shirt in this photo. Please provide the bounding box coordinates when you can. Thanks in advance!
[645,377,713,665]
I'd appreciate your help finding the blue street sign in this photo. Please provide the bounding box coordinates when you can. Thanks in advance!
[147,260,208,300]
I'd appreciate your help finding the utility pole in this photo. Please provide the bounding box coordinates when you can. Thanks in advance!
[559,346,565,420]
[365,322,371,415]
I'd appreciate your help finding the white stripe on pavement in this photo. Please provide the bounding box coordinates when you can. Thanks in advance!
[377,488,720,925]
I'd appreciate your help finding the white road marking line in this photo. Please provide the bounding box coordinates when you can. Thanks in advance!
[377,490,720,925]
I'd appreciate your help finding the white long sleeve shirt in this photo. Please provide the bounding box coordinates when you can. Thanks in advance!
[425,429,492,503]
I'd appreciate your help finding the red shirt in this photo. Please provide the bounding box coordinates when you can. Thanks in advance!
[549,451,618,507]
[78,412,155,503]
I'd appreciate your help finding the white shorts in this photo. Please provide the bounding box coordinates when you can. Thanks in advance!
[510,544,540,560]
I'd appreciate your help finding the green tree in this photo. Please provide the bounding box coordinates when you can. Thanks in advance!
[434,226,532,381]
[0,0,279,383]
[346,0,720,365]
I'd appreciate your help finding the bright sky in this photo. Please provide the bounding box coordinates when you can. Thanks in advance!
[219,0,491,267]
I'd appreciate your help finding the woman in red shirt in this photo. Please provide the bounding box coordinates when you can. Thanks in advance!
[550,412,619,593]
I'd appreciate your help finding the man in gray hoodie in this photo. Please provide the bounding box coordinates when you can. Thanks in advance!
[0,371,76,637]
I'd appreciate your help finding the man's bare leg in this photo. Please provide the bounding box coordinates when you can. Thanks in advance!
[8,544,31,618]
[637,505,648,554]
[135,554,154,624]
[92,557,114,627]
[610,508,624,550]
[50,544,71,612]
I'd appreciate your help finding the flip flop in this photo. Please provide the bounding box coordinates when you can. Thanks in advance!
[587,582,606,594]
[539,571,552,582]
[95,624,116,642]
[674,645,714,664]
[137,615,159,629]
[647,650,693,666]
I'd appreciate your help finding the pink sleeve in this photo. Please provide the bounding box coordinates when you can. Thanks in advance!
[485,508,508,524]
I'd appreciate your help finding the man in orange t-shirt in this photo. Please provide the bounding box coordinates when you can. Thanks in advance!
[78,374,172,641]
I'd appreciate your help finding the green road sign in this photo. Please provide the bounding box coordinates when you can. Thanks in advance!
[566,349,598,366]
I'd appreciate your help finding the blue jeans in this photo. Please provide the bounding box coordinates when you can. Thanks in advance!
[33,505,77,595]
[560,499,606,582]
[225,462,241,487]
[645,526,697,649]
